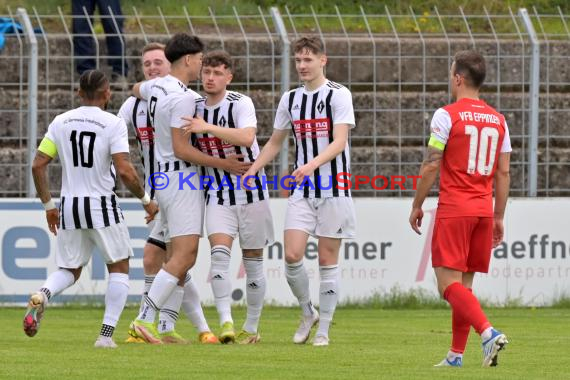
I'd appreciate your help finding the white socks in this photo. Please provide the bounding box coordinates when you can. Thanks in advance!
[102,273,129,329]
[40,269,76,301]
[158,286,183,334]
[210,245,233,325]
[316,265,339,338]
[481,326,494,342]
[285,260,312,316]
[138,269,179,324]
[181,272,211,333]
[141,272,211,334]
[447,350,463,361]
[139,274,156,314]
[243,256,266,334]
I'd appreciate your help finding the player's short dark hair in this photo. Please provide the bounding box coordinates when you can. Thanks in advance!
[142,42,165,55]
[293,36,325,55]
[164,33,204,63]
[202,50,233,73]
[453,50,486,89]
[79,69,109,100]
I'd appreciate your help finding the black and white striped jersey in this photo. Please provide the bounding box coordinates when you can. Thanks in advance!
[194,91,268,205]
[274,80,356,198]
[139,75,201,170]
[118,96,156,199]
[43,106,129,229]
[59,194,124,230]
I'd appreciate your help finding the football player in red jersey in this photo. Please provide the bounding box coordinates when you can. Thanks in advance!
[409,50,512,368]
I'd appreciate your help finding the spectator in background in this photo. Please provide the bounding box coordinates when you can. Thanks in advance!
[73,0,128,87]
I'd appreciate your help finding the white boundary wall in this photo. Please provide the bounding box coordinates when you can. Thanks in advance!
[1,198,569,306]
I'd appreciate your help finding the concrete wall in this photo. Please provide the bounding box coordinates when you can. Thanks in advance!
[1,35,569,196]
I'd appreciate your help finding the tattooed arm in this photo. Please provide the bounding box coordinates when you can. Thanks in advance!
[492,152,511,247]
[409,146,443,234]
[112,152,159,223]
[32,151,59,235]
[32,151,53,203]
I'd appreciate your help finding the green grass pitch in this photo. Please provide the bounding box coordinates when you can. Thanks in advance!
[2,306,569,379]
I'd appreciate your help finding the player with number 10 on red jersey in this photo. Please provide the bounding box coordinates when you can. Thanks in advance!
[409,50,512,368]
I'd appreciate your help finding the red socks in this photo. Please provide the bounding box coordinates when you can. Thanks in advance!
[444,282,491,336]
[450,288,472,353]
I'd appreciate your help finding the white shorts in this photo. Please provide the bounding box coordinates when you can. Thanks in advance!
[206,200,275,250]
[147,211,166,249]
[155,168,205,240]
[56,222,134,268]
[284,196,356,239]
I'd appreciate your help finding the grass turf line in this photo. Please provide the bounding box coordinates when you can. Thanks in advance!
[2,306,569,379]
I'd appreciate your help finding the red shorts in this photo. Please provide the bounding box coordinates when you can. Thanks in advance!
[431,216,493,273]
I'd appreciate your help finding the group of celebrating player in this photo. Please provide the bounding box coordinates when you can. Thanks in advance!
[23,30,511,368]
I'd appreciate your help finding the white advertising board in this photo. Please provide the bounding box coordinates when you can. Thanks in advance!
[0,198,568,306]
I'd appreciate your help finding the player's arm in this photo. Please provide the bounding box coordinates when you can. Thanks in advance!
[182,97,258,147]
[291,124,349,185]
[112,153,145,199]
[132,82,143,99]
[494,153,511,219]
[171,128,251,175]
[132,78,156,100]
[111,119,157,222]
[170,93,250,175]
[492,152,511,246]
[33,138,58,235]
[245,129,289,177]
[112,152,158,223]
[410,108,450,234]
[244,93,291,182]
[409,145,443,235]
[181,116,256,147]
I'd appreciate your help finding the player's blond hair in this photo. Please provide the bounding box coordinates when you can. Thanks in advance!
[142,42,166,55]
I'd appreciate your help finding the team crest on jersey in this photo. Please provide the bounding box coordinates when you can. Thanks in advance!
[219,116,227,127]
[317,100,325,113]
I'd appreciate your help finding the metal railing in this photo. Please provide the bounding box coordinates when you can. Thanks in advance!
[1,6,569,198]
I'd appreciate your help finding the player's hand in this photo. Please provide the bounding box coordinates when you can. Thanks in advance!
[409,207,424,235]
[181,116,210,135]
[492,218,504,248]
[291,162,317,185]
[46,208,59,236]
[242,167,258,188]
[143,200,159,224]
[223,155,251,176]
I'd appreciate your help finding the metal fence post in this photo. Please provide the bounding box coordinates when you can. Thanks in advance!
[483,6,501,110]
[233,7,250,94]
[17,8,38,198]
[385,6,402,194]
[270,7,290,179]
[8,6,25,196]
[107,6,126,78]
[57,6,75,108]
[81,5,100,70]
[519,8,540,197]
[509,7,526,195]
[533,6,550,195]
[360,6,378,182]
